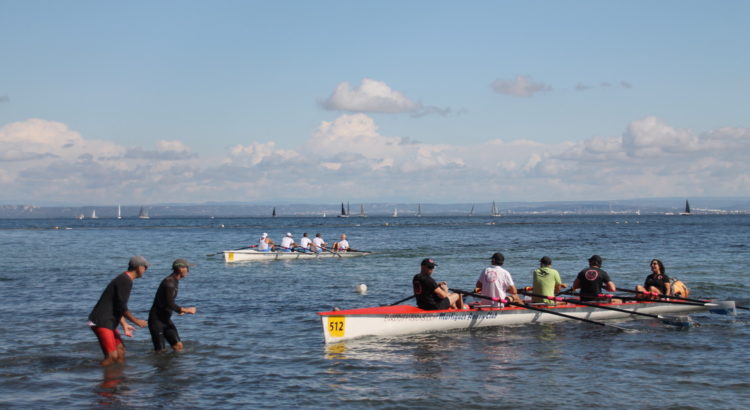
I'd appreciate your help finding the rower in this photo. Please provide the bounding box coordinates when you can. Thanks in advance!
[299,233,312,252]
[279,232,297,252]
[572,255,617,302]
[257,233,274,252]
[532,256,567,305]
[312,233,327,253]
[475,252,519,307]
[635,259,671,299]
[412,258,463,310]
[332,233,350,252]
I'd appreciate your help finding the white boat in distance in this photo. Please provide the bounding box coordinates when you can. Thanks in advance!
[117,205,122,219]
[223,249,371,262]
[392,208,398,217]
[490,201,501,217]
[138,206,150,219]
[318,299,735,343]
[91,209,98,219]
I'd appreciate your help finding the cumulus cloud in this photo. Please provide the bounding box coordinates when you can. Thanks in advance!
[1,115,749,204]
[321,78,455,117]
[491,75,551,97]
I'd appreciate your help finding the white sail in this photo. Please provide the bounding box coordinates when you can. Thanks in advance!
[138,206,150,219]
[91,209,98,219]
[392,208,398,217]
[117,205,122,219]
[491,201,500,217]
[468,204,474,216]
[359,204,367,217]
[416,204,422,217]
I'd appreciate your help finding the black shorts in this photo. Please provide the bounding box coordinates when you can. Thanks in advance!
[148,318,181,351]
[419,298,451,310]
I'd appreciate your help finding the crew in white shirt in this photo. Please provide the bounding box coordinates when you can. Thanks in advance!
[299,233,312,252]
[475,252,519,307]
[279,233,297,251]
[257,232,274,251]
[312,233,327,253]
[333,233,350,252]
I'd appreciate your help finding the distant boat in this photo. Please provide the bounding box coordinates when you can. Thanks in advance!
[322,211,327,218]
[490,201,501,217]
[468,204,474,217]
[117,205,122,219]
[138,206,150,219]
[358,204,367,217]
[392,208,398,217]
[680,200,691,215]
[91,209,98,219]
[77,213,84,220]
[416,204,422,217]
[338,202,349,218]
[272,207,277,217]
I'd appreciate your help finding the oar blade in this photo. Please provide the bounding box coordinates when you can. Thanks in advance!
[659,315,697,328]
[708,301,736,315]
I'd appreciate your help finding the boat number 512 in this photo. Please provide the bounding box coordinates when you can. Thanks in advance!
[328,317,345,337]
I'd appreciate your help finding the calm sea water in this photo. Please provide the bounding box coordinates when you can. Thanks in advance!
[0,214,748,409]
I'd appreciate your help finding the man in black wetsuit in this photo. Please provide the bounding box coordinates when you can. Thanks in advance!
[572,255,617,301]
[148,258,197,352]
[412,258,463,310]
[88,256,149,366]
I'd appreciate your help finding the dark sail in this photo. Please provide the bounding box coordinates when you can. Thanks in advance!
[685,200,691,214]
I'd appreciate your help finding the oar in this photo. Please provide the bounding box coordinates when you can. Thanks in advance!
[451,289,635,333]
[206,245,256,257]
[617,287,750,311]
[387,295,416,306]
[518,290,693,327]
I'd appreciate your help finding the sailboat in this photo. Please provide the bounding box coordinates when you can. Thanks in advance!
[77,213,84,220]
[490,201,501,217]
[272,207,277,217]
[468,204,474,217]
[117,205,122,219]
[91,209,98,219]
[392,208,398,217]
[138,206,150,219]
[358,204,367,217]
[416,204,422,217]
[680,200,691,215]
[338,202,349,218]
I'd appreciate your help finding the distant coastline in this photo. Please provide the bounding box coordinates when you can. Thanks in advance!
[2,197,749,219]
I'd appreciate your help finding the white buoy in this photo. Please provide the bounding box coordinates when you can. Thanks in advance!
[355,284,368,294]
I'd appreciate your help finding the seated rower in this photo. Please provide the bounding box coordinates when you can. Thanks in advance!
[635,259,671,299]
[279,232,297,252]
[312,233,327,253]
[412,258,463,310]
[572,255,619,302]
[332,233,350,252]
[257,233,274,252]
[532,256,567,305]
[475,252,520,307]
[298,233,312,253]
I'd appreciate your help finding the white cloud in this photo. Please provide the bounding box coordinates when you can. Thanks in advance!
[1,115,749,204]
[491,75,551,97]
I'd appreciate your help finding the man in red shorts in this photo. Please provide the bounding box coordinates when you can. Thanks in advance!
[88,256,149,365]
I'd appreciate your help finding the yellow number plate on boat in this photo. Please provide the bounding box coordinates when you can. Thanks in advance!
[227,252,234,261]
[327,316,345,337]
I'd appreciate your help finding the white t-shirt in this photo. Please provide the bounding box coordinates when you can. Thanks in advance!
[476,265,514,307]
[299,237,312,249]
[337,239,350,251]
[280,237,294,249]
[258,238,269,250]
[312,237,325,248]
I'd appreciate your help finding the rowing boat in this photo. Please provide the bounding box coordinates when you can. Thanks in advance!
[223,249,371,262]
[318,299,736,343]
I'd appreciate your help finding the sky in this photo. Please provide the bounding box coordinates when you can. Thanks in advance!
[1,0,749,205]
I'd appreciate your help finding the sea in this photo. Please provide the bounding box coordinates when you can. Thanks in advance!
[0,214,748,409]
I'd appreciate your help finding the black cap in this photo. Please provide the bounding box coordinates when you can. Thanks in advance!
[421,258,437,268]
[540,256,552,265]
[588,255,602,266]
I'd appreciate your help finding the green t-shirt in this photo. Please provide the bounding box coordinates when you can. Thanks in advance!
[532,267,562,304]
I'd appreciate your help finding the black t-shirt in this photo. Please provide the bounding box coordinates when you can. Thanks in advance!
[149,275,182,323]
[412,273,448,310]
[88,272,133,330]
[576,267,611,301]
[643,273,670,293]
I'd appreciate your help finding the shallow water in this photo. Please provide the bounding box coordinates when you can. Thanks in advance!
[0,215,748,408]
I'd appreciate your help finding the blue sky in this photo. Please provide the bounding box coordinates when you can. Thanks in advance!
[1,1,749,204]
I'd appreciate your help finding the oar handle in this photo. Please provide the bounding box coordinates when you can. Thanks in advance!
[517,290,566,302]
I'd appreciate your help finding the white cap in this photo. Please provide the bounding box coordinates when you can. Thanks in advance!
[286,232,293,237]
[261,232,268,238]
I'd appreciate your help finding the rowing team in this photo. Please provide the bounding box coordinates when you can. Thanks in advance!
[413,253,690,310]
[257,232,353,253]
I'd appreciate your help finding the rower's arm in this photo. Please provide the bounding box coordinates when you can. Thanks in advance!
[605,281,617,292]
[572,278,581,291]
[474,280,483,293]
[664,281,672,296]
[435,282,449,299]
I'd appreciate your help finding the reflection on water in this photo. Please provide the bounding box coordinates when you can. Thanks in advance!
[96,364,125,405]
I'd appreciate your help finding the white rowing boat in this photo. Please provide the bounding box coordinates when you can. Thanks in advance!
[318,299,735,343]
[223,249,371,262]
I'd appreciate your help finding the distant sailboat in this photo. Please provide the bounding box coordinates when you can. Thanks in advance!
[416,204,422,217]
[117,205,122,219]
[490,201,501,217]
[392,208,398,217]
[322,211,327,218]
[358,204,367,217]
[338,202,349,218]
[77,213,84,220]
[138,206,150,219]
[680,200,691,215]
[468,204,474,217]
[91,209,98,219]
[272,207,277,217]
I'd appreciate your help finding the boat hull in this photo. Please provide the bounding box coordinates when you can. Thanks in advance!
[223,249,370,262]
[318,300,733,343]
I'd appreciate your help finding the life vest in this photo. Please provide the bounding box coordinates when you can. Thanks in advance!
[671,279,690,298]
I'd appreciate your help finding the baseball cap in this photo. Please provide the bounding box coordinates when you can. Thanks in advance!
[421,258,437,268]
[261,232,268,238]
[588,255,603,266]
[286,232,293,237]
[128,255,150,270]
[172,258,194,269]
